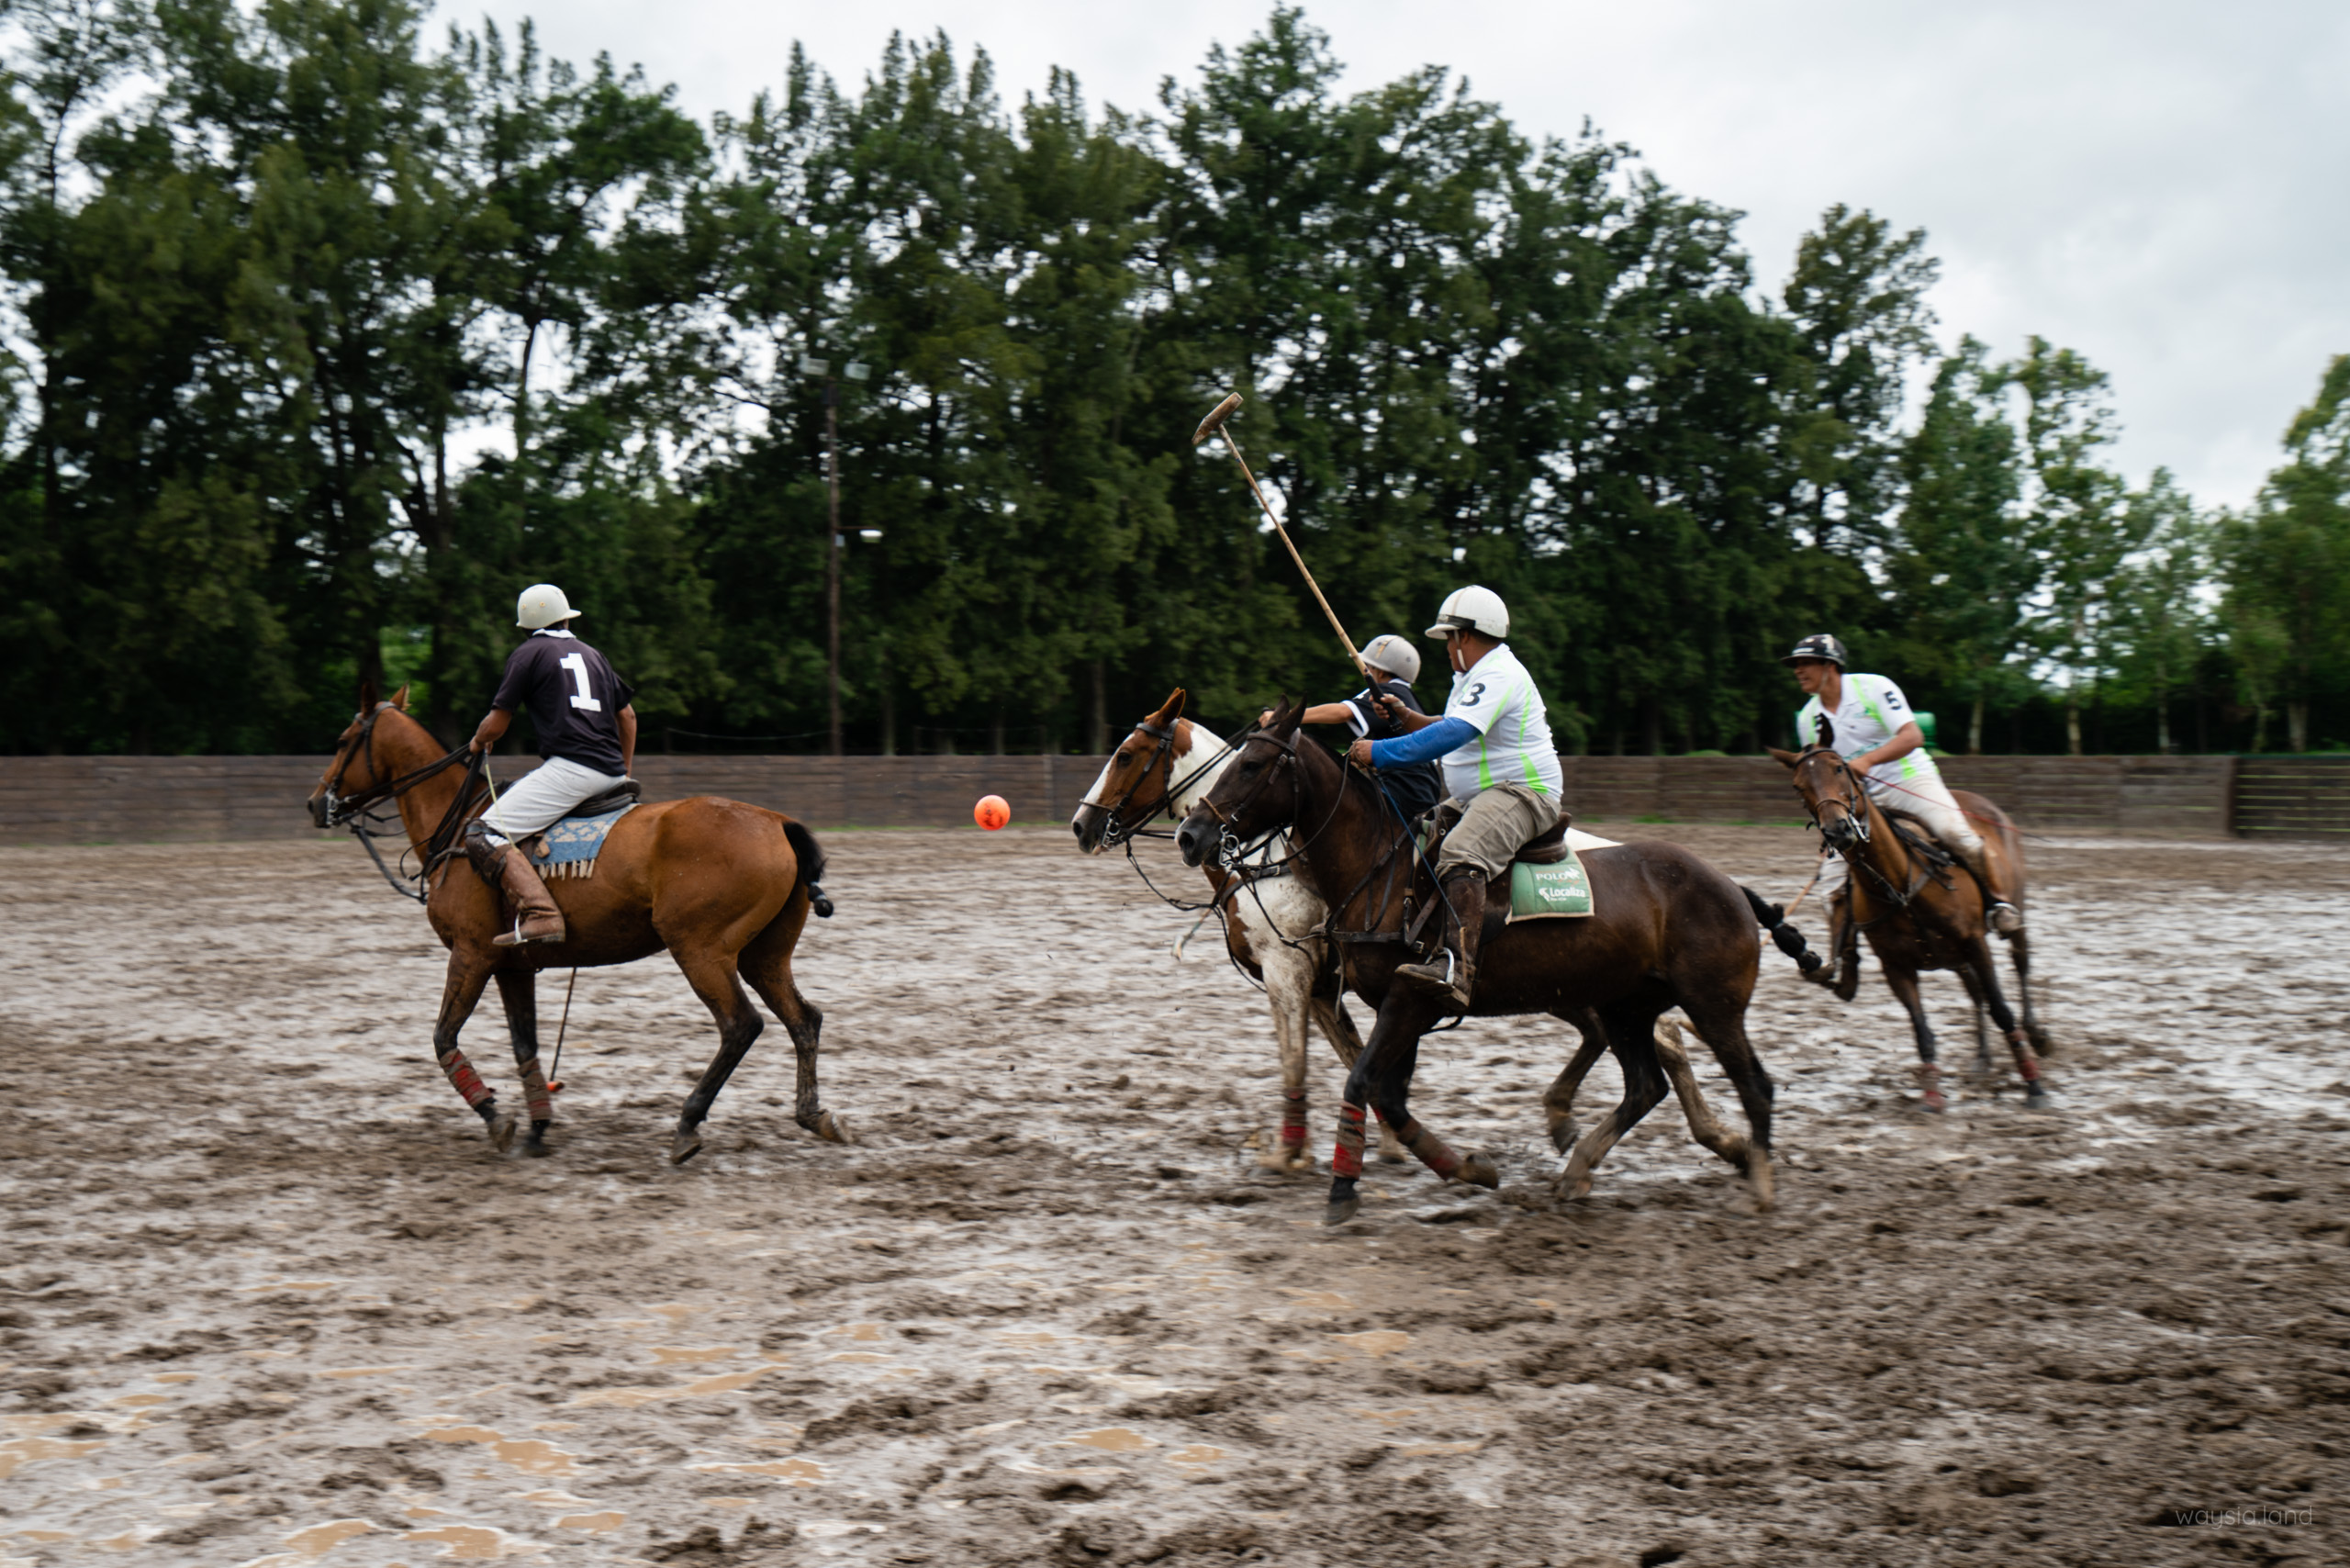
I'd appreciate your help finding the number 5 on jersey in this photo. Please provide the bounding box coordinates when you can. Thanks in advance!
[560,652,602,711]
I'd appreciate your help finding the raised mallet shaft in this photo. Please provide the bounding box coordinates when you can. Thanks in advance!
[1192,393,1362,680]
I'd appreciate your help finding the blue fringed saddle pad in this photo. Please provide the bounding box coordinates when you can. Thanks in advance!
[526,804,637,879]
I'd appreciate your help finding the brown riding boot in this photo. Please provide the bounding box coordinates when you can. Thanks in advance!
[1956,846,2024,934]
[492,846,566,947]
[1393,871,1485,1012]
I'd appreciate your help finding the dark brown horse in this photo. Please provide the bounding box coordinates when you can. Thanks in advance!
[1773,744,2049,1111]
[308,685,848,1162]
[1175,702,1812,1223]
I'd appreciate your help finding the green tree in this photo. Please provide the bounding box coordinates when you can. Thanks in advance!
[2108,470,2210,754]
[2009,336,2136,754]
[1781,203,1940,557]
[1886,337,2037,754]
[2221,354,2350,751]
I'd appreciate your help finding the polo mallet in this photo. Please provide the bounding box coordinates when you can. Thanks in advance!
[1193,393,1364,682]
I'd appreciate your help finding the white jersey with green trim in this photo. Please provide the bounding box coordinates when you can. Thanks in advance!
[1438,643,1562,801]
[1796,672,1942,795]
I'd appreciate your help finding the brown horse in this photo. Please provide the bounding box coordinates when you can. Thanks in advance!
[308,684,849,1163]
[1772,744,2048,1111]
[1175,702,1812,1223]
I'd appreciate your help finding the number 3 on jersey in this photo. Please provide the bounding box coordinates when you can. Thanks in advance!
[560,652,603,711]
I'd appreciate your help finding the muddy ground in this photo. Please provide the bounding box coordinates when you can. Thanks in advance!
[3,822,2346,1567]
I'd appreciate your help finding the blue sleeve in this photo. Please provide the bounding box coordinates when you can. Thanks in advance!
[1371,716,1476,767]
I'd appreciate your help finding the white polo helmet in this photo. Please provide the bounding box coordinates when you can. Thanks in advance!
[1359,633,1421,683]
[516,583,579,630]
[1425,585,1508,640]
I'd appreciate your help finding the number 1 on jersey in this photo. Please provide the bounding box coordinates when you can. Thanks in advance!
[560,652,602,711]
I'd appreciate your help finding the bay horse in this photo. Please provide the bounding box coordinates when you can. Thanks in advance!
[1772,745,2049,1111]
[1175,702,1814,1223]
[1071,690,1758,1180]
[308,684,849,1163]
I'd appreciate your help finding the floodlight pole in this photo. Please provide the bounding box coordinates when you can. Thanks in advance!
[825,378,843,757]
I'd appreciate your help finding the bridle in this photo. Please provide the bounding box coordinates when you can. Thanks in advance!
[1794,745,1930,920]
[319,703,490,902]
[1796,745,1872,850]
[1197,725,1439,959]
[1092,719,1190,851]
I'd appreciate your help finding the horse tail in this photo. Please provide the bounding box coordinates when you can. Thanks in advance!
[782,818,834,918]
[1742,884,1821,974]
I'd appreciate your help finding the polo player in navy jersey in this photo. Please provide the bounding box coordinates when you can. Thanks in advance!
[463,583,638,946]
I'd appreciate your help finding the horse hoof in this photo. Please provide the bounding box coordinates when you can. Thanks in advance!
[1375,1148,1408,1166]
[1458,1152,1501,1190]
[1323,1195,1361,1227]
[487,1112,519,1154]
[524,1138,554,1159]
[1919,1090,1947,1114]
[670,1128,704,1165]
[2023,1086,2057,1112]
[1546,1119,1580,1157]
[813,1110,853,1146]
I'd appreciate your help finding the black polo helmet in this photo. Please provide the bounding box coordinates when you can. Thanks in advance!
[1781,633,1849,667]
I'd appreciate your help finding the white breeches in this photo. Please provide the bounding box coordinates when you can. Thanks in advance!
[1820,773,1983,896]
[481,756,627,844]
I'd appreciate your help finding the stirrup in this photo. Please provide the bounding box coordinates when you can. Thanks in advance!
[1987,902,2023,935]
[495,917,565,948]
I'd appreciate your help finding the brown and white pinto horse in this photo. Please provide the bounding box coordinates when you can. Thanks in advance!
[308,684,849,1163]
[1773,744,2049,1111]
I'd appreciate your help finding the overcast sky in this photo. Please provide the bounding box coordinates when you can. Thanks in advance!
[455,0,2348,512]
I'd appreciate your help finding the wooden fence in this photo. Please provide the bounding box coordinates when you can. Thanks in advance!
[2234,756,2350,839]
[2,750,2343,847]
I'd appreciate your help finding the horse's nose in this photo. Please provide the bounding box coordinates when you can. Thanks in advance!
[1069,803,1101,853]
[1176,817,1210,868]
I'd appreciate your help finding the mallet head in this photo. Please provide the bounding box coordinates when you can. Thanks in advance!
[1192,392,1244,446]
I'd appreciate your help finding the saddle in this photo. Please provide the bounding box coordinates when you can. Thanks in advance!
[563,779,642,819]
[1417,801,1576,875]
[465,779,643,891]
[1879,808,1958,882]
[1401,806,1582,952]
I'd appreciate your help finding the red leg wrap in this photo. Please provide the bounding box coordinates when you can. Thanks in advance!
[1332,1102,1368,1180]
[439,1047,494,1111]
[2016,1055,2040,1082]
[1280,1088,1308,1148]
[519,1056,554,1124]
[1396,1117,1463,1181]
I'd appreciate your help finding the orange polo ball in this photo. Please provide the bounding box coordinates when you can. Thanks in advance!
[974,794,1011,831]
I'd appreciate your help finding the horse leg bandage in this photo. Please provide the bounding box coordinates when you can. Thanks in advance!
[438,1046,495,1112]
[518,1055,554,1125]
[1332,1101,1368,1180]
[1281,1088,1308,1150]
[1396,1117,1465,1182]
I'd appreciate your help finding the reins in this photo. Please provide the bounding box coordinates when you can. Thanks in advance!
[1796,748,1937,924]
[320,703,493,903]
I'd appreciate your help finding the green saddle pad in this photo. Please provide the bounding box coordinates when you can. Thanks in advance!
[1509,853,1594,920]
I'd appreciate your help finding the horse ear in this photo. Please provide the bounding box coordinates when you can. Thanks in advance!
[388,683,411,712]
[1272,696,1304,737]
[1767,746,1801,769]
[358,678,377,712]
[1154,688,1186,725]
